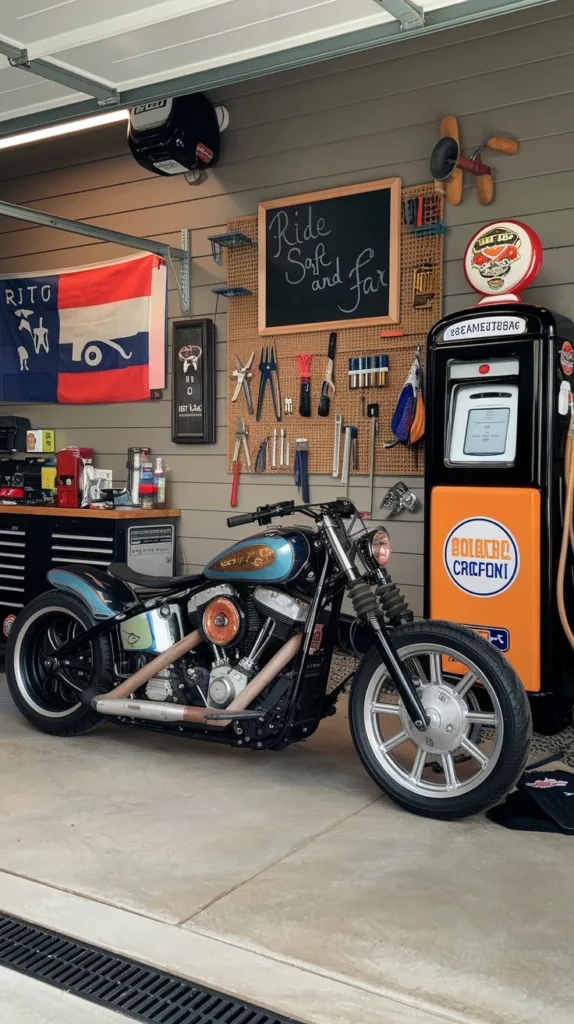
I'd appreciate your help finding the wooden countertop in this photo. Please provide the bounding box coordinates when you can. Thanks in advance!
[0,506,180,519]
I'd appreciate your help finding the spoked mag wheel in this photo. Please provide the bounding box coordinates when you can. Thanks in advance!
[349,620,532,819]
[6,592,113,736]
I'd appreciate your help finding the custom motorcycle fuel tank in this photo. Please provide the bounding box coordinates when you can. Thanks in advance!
[204,528,316,587]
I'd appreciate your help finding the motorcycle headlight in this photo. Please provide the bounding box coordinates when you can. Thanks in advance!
[361,528,392,567]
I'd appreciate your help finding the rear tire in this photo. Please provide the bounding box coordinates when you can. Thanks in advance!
[349,620,532,820]
[6,591,114,736]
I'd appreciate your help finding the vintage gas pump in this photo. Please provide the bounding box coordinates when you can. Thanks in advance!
[425,220,574,728]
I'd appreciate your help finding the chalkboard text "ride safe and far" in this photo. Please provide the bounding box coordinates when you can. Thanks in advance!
[267,204,388,315]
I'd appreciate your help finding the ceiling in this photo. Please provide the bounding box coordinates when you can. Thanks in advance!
[0,0,558,135]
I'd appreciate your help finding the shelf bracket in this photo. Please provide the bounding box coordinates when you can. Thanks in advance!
[208,231,255,265]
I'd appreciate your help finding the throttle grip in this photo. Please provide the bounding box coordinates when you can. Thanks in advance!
[227,512,254,527]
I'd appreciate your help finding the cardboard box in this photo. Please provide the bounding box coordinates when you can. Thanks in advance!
[26,429,55,453]
[41,466,57,490]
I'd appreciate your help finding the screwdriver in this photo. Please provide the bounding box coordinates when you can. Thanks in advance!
[367,403,379,517]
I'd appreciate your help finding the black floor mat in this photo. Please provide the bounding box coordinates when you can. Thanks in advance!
[488,757,574,834]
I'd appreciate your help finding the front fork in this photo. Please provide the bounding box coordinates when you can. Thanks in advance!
[322,516,430,730]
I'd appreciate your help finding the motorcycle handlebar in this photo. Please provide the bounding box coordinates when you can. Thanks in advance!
[227,501,296,528]
[228,498,355,528]
[227,512,255,527]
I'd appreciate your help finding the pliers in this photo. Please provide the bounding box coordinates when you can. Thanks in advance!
[256,345,282,422]
[230,417,251,507]
[231,351,254,414]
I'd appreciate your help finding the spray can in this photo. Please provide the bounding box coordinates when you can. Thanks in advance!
[139,460,155,510]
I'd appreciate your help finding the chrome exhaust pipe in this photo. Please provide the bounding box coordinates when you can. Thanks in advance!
[93,633,303,727]
[94,698,188,722]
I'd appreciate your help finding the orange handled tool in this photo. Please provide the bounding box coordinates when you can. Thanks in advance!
[297,354,312,417]
[230,417,251,507]
[486,136,519,155]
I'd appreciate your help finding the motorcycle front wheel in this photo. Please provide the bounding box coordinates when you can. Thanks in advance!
[349,620,532,820]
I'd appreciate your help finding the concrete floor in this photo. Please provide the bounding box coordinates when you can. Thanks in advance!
[0,967,125,1023]
[0,679,572,1024]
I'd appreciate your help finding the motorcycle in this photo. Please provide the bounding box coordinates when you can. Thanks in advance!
[5,498,532,819]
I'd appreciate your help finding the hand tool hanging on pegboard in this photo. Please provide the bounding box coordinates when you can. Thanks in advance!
[367,404,379,517]
[348,355,388,389]
[332,414,343,478]
[255,436,268,474]
[230,417,251,507]
[272,428,278,469]
[256,346,281,421]
[341,426,358,496]
[230,351,254,414]
[297,354,312,417]
[318,333,337,417]
[294,439,310,502]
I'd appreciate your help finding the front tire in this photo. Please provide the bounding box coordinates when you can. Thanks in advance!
[6,591,114,736]
[349,620,532,820]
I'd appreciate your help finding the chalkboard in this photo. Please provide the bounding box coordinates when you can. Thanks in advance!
[258,178,401,335]
[172,319,216,444]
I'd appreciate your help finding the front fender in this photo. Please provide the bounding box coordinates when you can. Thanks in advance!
[47,566,136,619]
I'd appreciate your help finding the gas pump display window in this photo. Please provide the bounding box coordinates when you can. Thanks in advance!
[464,406,511,456]
[447,381,518,466]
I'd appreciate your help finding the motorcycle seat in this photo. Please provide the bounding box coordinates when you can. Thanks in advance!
[108,562,202,591]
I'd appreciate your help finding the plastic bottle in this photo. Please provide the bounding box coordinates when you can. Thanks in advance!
[153,457,166,507]
[139,460,155,510]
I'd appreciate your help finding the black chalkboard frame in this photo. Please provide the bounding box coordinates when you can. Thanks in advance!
[258,178,401,335]
[171,318,216,444]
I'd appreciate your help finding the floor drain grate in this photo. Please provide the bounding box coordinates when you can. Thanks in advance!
[0,912,301,1024]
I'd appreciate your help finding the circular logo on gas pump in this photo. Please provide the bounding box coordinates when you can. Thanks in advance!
[443,517,519,597]
[560,341,574,377]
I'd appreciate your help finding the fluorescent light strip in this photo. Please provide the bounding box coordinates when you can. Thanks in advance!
[0,109,130,151]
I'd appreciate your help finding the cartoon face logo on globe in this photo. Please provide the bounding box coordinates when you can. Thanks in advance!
[470,226,521,292]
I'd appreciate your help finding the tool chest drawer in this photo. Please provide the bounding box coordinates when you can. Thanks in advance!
[0,509,179,645]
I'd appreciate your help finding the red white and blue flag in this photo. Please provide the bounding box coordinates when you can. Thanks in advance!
[0,253,167,403]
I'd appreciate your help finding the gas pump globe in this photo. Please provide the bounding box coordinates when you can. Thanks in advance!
[425,220,574,731]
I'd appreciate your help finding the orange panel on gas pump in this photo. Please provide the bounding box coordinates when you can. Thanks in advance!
[424,220,574,708]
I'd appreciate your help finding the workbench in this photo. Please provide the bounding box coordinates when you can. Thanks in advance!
[0,506,180,640]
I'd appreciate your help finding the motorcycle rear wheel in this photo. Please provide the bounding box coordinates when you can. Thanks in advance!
[6,591,113,736]
[349,620,532,820]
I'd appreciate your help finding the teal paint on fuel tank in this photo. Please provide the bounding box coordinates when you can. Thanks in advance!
[204,531,310,583]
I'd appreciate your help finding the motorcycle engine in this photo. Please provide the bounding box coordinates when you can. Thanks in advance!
[187,584,308,708]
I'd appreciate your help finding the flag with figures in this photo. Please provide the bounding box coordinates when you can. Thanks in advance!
[0,253,167,403]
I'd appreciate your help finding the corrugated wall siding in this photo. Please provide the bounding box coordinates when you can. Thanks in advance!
[0,0,573,613]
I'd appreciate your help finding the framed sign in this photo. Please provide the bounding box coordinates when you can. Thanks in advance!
[258,178,401,335]
[172,318,216,444]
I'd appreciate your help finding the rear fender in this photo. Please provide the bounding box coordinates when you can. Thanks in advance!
[47,566,136,620]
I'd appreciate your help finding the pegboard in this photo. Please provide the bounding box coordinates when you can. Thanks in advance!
[225,183,443,477]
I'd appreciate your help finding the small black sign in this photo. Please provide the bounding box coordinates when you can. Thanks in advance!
[172,319,216,444]
[259,178,401,335]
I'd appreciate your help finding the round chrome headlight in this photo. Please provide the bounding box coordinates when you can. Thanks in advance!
[370,528,392,567]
